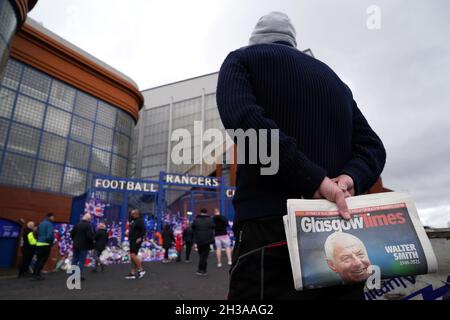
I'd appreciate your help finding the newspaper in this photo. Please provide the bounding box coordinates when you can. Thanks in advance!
[284,192,438,291]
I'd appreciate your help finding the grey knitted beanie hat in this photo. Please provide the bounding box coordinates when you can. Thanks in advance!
[249,11,297,47]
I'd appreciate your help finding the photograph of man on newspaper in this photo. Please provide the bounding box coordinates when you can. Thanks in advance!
[297,204,429,290]
[325,232,372,284]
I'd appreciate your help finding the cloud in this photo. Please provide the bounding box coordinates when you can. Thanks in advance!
[419,205,450,228]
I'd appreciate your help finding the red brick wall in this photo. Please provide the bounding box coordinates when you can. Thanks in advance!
[0,186,72,224]
[0,186,72,270]
[368,177,392,194]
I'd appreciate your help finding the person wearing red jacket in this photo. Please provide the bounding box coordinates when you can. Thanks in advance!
[175,233,183,262]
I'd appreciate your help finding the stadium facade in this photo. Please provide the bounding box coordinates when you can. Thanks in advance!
[0,2,143,267]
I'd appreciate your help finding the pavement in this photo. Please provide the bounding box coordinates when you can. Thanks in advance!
[1,238,448,300]
[0,254,230,300]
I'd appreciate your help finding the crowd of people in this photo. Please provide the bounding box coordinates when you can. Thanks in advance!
[18,213,55,280]
[159,207,233,276]
[17,207,233,281]
[18,212,111,281]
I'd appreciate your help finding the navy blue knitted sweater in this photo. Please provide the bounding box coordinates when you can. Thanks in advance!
[216,43,386,224]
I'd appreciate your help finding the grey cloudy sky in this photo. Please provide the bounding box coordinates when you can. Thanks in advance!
[29,0,450,227]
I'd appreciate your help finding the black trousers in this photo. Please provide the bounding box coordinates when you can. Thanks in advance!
[33,246,51,277]
[19,246,35,275]
[185,242,193,261]
[228,215,365,300]
[93,249,104,269]
[197,244,210,272]
[164,248,169,260]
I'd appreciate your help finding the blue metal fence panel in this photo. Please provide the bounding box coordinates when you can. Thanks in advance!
[69,192,87,225]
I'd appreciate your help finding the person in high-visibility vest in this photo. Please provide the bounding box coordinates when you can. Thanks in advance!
[33,213,55,280]
[18,221,37,278]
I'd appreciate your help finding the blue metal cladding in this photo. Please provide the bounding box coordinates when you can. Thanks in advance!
[70,192,88,225]
[0,59,134,199]
[0,218,20,268]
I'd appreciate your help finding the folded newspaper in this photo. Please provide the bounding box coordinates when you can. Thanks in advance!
[284,192,438,291]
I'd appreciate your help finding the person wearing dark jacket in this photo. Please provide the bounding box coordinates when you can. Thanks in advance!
[162,223,175,263]
[71,213,94,280]
[125,209,146,280]
[18,221,37,278]
[182,223,194,262]
[192,208,215,276]
[217,12,386,299]
[161,223,174,263]
[33,213,55,280]
[92,223,108,272]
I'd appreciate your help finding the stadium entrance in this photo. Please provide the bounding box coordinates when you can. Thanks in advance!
[70,172,235,240]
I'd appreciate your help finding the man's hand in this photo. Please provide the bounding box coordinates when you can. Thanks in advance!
[313,177,351,220]
[332,174,355,197]
[136,238,142,244]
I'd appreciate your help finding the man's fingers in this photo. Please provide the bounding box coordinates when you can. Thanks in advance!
[331,175,354,193]
[313,190,323,199]
[335,191,351,220]
[332,178,349,191]
[342,175,354,189]
[319,177,352,219]
[338,183,348,191]
[346,186,355,197]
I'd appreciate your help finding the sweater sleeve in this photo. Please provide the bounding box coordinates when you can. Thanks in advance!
[340,100,386,195]
[216,50,327,198]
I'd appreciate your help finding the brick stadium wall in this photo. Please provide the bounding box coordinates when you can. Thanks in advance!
[0,186,72,224]
[0,186,72,270]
